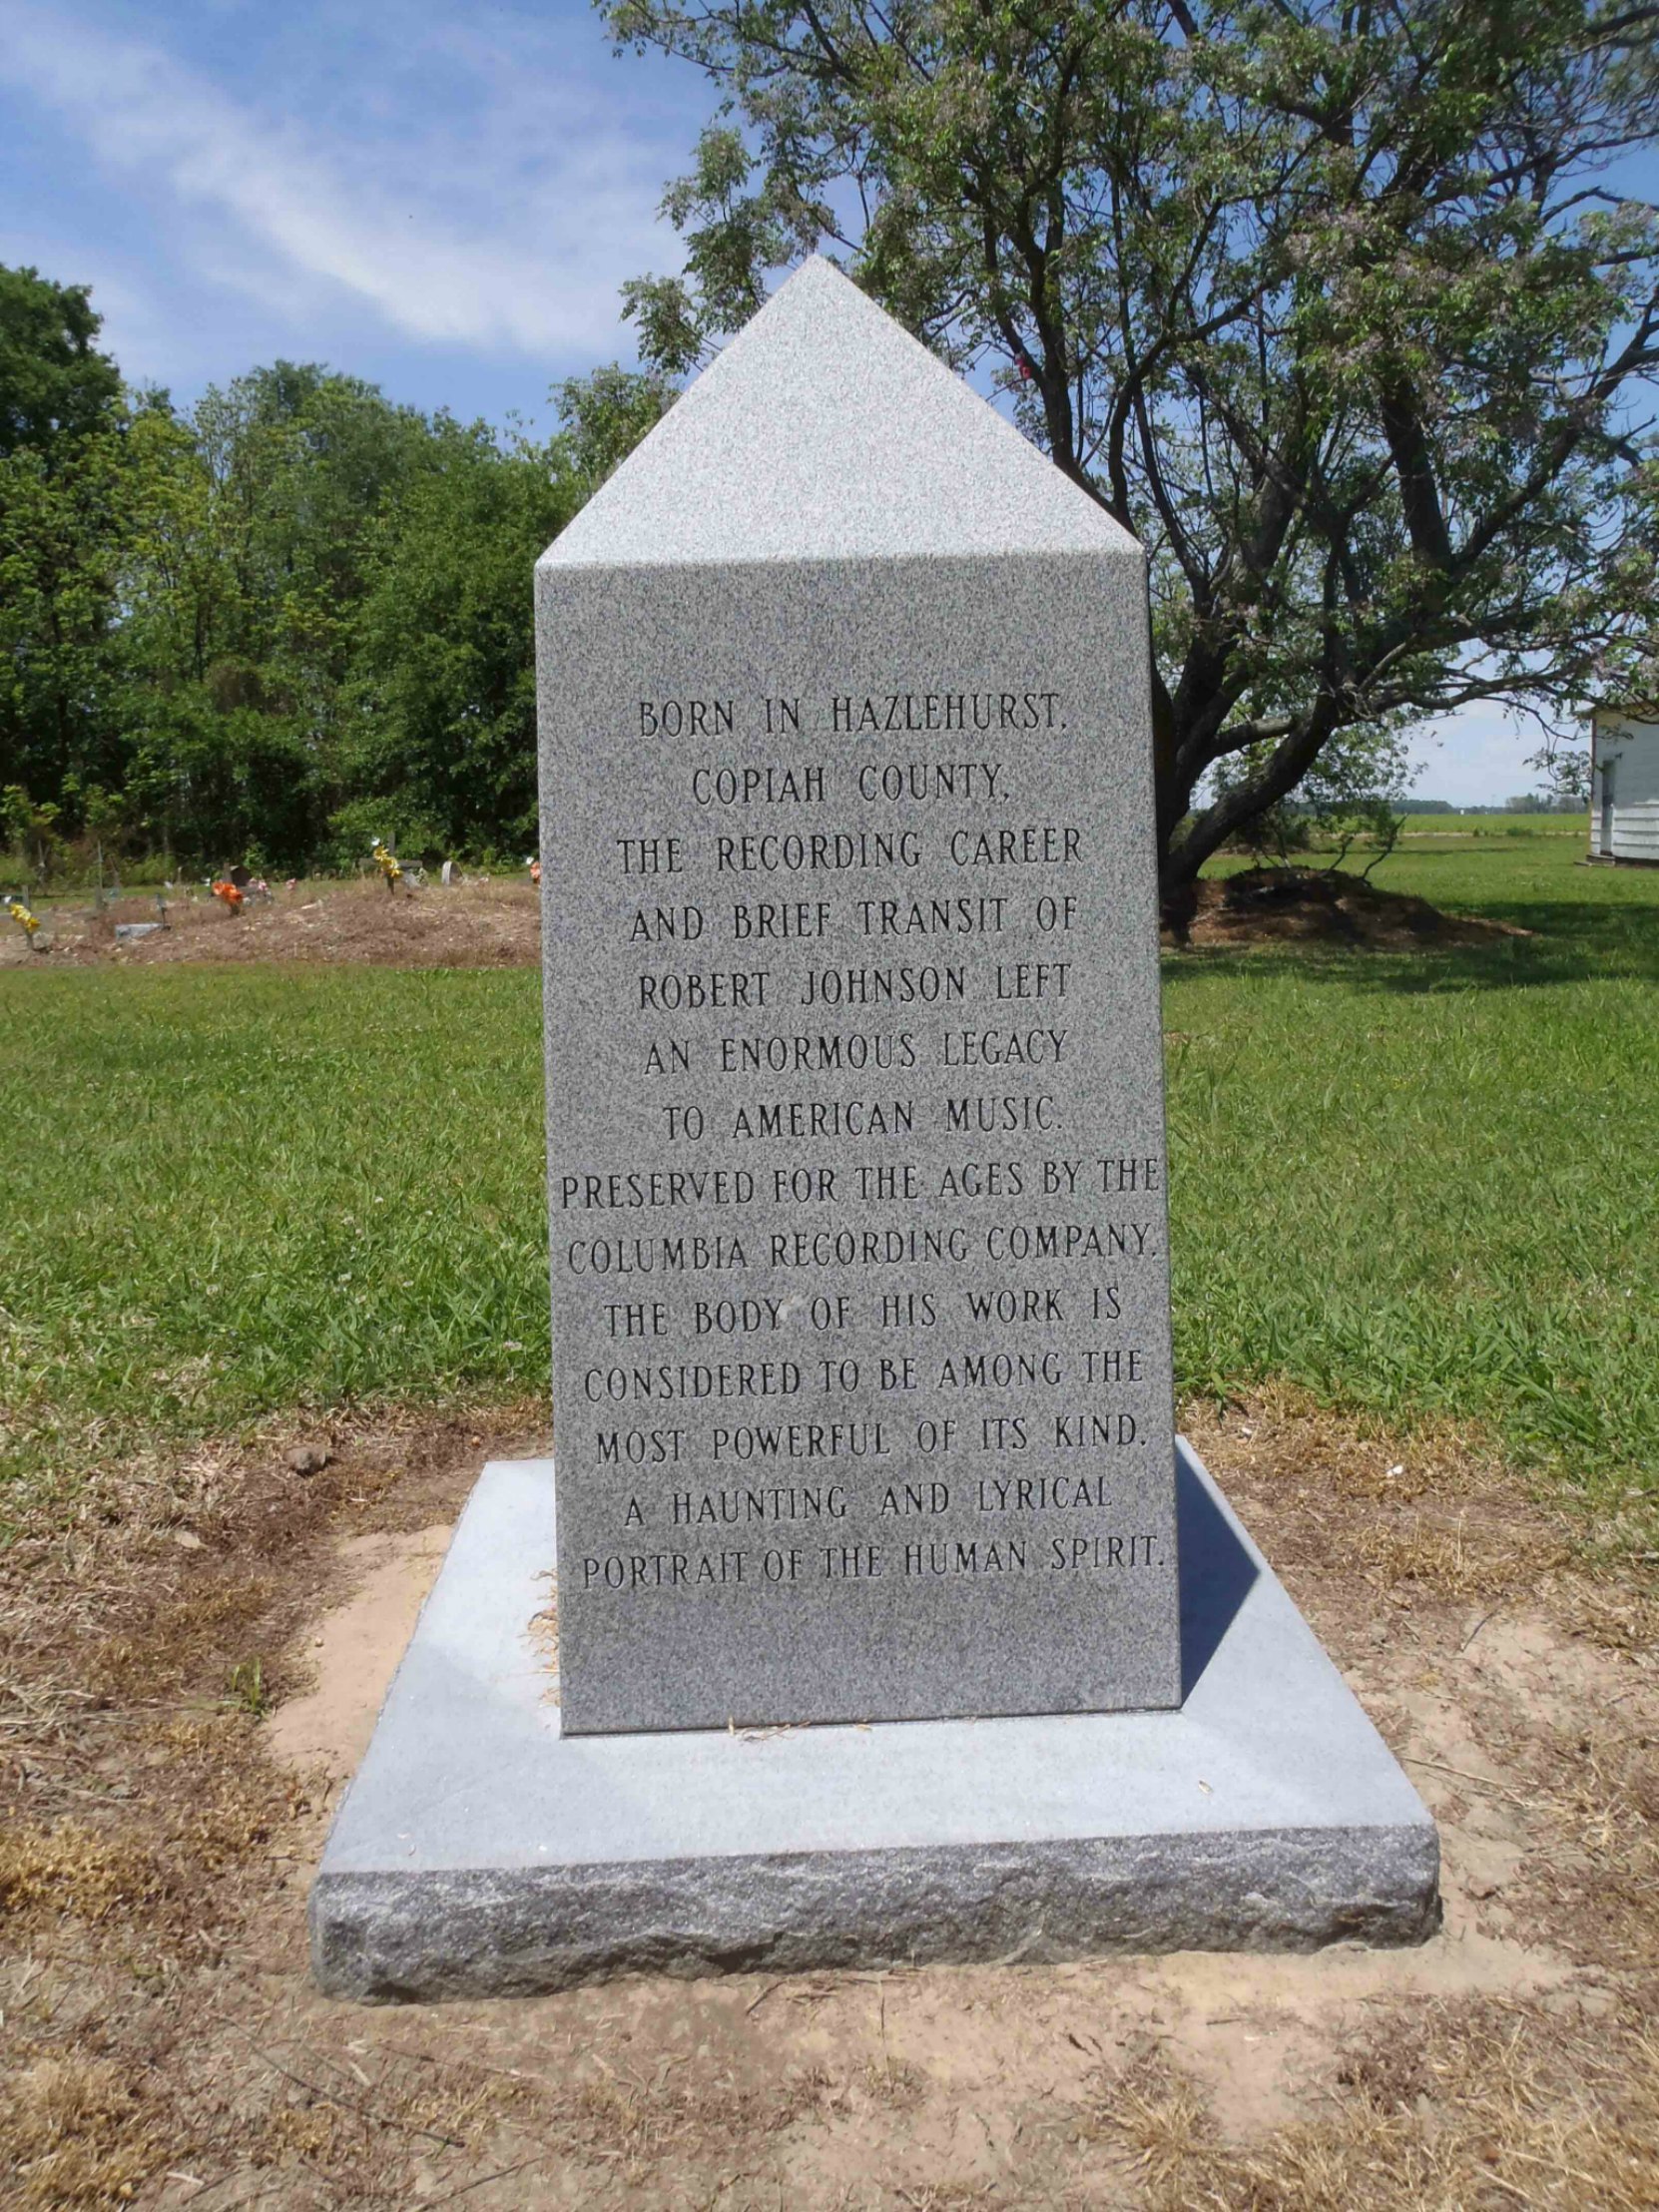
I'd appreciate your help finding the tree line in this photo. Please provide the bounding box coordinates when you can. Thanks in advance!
[5,0,1658,896]
[0,263,671,879]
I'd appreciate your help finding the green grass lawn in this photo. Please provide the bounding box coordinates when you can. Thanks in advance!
[1166,840,1657,1499]
[0,967,551,1520]
[2,835,1654,1525]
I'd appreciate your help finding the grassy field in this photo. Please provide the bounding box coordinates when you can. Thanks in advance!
[1395,811,1589,839]
[1167,837,1657,1499]
[0,967,549,1521]
[1,833,1654,1524]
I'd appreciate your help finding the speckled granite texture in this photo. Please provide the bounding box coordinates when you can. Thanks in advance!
[543,257,1139,569]
[536,258,1180,1733]
[309,1443,1439,2001]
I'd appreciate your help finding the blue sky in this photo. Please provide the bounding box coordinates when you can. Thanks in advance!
[0,0,704,426]
[1,0,1636,804]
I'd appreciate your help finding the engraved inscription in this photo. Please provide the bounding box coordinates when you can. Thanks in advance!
[558,692,1167,1618]
[543,576,1178,1730]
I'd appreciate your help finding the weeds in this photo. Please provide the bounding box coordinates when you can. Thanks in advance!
[226,1657,271,1717]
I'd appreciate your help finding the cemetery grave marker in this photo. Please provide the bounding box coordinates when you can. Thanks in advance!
[537,256,1178,1734]
[310,262,1438,2000]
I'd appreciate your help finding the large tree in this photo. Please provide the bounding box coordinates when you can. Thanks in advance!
[0,264,122,463]
[114,365,444,868]
[339,416,582,860]
[335,368,669,860]
[602,0,1659,888]
[0,267,130,819]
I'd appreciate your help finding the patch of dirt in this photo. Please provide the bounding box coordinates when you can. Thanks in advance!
[1,878,542,969]
[265,1527,453,1787]
[1163,866,1531,951]
[3,1392,1656,2207]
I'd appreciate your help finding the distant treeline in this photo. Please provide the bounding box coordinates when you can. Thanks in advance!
[1399,798,1587,816]
[1399,797,1587,816]
[2,265,670,880]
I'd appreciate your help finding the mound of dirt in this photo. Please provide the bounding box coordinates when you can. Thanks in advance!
[1165,866,1529,951]
[3,877,544,969]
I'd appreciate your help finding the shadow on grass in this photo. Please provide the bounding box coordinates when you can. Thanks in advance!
[1166,898,1659,992]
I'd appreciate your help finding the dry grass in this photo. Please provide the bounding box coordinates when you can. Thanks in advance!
[1516,1732,1659,1973]
[1352,1512,1573,1603]
[0,1822,164,1928]
[1556,1573,1659,1656]
[1087,1999,1659,2211]
[1,1390,1656,2208]
[0,2057,159,2207]
[1085,2047,1222,2206]
[1185,1381,1658,1650]
[548,2068,833,2183]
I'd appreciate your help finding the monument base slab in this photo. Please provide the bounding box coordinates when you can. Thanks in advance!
[309,1444,1438,2001]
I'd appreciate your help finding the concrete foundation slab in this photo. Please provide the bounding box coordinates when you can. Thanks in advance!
[309,1442,1438,2000]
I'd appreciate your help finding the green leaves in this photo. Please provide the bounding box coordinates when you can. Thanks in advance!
[0,264,123,463]
[1,348,596,877]
[0,423,136,822]
[338,414,580,863]
[551,363,676,486]
[600,0,1659,882]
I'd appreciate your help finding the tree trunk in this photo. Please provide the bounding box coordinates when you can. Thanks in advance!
[1153,701,1341,910]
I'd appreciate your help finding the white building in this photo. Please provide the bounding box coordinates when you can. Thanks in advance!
[1589,708,1659,863]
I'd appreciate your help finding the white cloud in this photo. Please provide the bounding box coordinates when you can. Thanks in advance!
[1406,699,1584,807]
[0,1,682,358]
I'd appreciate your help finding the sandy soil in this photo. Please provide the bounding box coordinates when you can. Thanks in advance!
[264,1528,453,1787]
[2,1393,1654,2207]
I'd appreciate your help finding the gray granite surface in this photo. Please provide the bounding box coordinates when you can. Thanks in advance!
[545,258,1138,568]
[309,1445,1440,2001]
[536,260,1177,1733]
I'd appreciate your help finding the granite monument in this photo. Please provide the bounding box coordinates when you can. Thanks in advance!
[538,256,1178,1734]
[308,261,1438,1999]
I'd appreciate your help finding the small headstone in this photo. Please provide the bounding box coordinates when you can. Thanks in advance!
[114,920,161,942]
[538,259,1178,1735]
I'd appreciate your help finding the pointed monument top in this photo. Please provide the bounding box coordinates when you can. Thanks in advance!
[542,257,1138,569]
